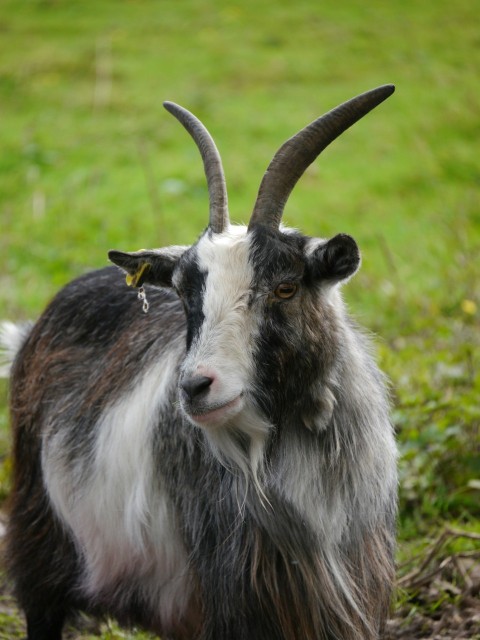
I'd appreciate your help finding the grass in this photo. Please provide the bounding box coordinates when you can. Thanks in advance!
[1,0,479,636]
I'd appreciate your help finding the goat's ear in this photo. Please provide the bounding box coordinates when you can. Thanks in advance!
[108,246,188,288]
[308,234,360,285]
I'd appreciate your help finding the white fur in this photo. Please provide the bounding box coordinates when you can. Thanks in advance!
[0,321,32,377]
[42,340,193,632]
[183,224,256,398]
[275,319,397,547]
[178,225,272,487]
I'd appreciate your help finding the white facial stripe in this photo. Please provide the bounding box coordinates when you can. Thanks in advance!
[184,225,257,403]
[179,225,271,486]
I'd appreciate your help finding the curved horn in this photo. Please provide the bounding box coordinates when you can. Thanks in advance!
[248,84,395,230]
[163,102,229,234]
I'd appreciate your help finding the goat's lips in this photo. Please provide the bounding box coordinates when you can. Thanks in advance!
[188,395,242,426]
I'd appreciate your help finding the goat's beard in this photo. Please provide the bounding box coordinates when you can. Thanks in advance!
[200,401,272,505]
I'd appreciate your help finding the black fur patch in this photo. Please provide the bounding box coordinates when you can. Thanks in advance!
[248,226,337,427]
[174,249,207,351]
[249,225,307,286]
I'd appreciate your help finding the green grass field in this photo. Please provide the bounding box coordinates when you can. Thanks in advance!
[1,0,479,637]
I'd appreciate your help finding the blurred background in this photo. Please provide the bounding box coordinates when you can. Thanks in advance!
[0,0,479,637]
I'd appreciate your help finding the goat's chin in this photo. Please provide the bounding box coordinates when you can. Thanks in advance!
[183,395,244,429]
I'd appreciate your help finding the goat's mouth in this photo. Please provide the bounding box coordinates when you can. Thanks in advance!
[186,395,243,427]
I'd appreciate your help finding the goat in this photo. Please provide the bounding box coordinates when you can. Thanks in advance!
[1,85,398,640]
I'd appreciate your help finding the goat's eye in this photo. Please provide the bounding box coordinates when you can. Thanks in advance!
[274,283,297,300]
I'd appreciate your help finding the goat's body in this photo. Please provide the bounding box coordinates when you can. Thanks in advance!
[3,89,398,639]
[6,255,396,639]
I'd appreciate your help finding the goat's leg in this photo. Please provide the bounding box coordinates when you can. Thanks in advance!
[6,462,79,640]
[25,607,65,640]
[7,505,77,640]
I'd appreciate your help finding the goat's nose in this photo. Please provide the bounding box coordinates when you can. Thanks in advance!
[181,375,214,401]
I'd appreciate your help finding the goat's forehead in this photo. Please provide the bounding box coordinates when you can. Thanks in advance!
[248,225,308,270]
[195,226,251,271]
[174,225,311,293]
[168,226,251,299]
[196,225,307,275]
[193,228,253,304]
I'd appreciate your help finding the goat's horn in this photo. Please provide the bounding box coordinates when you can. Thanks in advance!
[163,102,229,234]
[248,84,395,231]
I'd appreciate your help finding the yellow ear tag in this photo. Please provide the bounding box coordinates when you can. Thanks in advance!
[126,262,151,288]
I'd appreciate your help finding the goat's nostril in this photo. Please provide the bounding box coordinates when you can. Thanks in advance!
[181,375,214,401]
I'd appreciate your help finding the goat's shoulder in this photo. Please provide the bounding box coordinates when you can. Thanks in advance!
[11,266,185,387]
